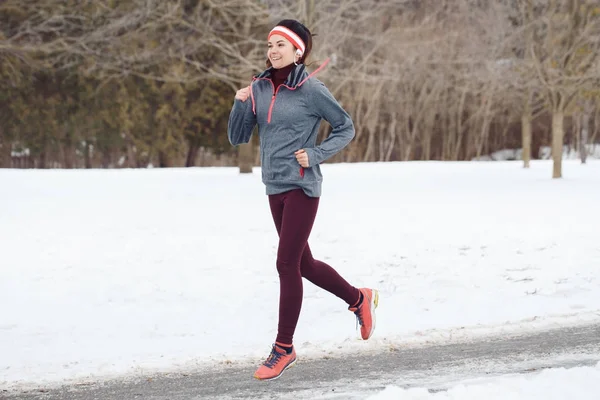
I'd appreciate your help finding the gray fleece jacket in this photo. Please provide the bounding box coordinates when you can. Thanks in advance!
[227,61,355,197]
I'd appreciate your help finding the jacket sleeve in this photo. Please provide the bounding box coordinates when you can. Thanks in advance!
[227,96,257,146]
[304,80,355,167]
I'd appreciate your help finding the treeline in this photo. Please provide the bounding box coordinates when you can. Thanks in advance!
[1,0,600,177]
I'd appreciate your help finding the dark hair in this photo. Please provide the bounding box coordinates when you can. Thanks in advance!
[266,19,313,68]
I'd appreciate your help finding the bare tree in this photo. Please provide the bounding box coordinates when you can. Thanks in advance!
[579,98,594,164]
[526,0,600,178]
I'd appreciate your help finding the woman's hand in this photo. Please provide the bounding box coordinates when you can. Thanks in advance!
[294,149,309,168]
[235,86,250,102]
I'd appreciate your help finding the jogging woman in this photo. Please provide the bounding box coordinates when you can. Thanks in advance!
[227,19,378,381]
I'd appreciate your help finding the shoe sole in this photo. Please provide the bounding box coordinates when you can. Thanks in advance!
[365,289,379,340]
[253,357,297,381]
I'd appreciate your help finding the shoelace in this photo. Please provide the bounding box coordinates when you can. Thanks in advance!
[353,308,364,329]
[263,346,284,369]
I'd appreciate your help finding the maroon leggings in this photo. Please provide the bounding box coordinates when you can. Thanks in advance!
[268,189,360,345]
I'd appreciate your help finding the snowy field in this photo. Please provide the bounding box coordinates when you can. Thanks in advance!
[1,160,599,394]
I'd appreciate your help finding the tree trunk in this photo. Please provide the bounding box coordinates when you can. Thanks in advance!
[237,135,254,173]
[63,143,74,168]
[0,145,11,168]
[102,151,111,168]
[475,89,494,160]
[522,0,534,167]
[84,142,92,169]
[158,151,171,168]
[363,102,381,162]
[551,110,564,179]
[476,112,492,160]
[39,144,47,169]
[385,114,397,161]
[306,0,316,26]
[0,130,11,168]
[591,109,600,145]
[403,117,414,161]
[522,100,532,168]
[364,126,376,162]
[124,133,136,168]
[581,111,589,164]
[186,141,199,167]
[237,17,255,175]
[63,128,75,168]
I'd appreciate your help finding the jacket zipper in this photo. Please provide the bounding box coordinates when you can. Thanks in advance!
[267,81,279,124]
[267,93,276,123]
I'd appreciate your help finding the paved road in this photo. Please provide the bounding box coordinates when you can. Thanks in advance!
[4,323,600,400]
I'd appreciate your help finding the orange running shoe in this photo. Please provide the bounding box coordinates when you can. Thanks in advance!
[253,344,297,380]
[348,288,379,340]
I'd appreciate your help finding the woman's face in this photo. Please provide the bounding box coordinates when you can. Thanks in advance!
[267,34,297,69]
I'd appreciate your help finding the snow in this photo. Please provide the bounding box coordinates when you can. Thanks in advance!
[368,362,600,400]
[1,160,599,392]
[475,144,600,161]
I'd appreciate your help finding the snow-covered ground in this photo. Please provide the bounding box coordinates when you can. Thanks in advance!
[477,144,600,161]
[368,362,600,400]
[1,160,599,393]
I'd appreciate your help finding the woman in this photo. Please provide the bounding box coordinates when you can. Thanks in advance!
[227,19,378,381]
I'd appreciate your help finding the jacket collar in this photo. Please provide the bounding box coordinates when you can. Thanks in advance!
[249,59,331,115]
[255,63,308,89]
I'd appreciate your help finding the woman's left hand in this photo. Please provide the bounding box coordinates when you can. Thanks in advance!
[294,149,309,168]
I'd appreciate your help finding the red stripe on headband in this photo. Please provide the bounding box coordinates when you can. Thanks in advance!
[268,26,306,54]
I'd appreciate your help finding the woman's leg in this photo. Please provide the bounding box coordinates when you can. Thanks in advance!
[268,189,319,346]
[300,244,361,306]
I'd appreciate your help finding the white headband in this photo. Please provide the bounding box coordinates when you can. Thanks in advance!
[268,26,306,55]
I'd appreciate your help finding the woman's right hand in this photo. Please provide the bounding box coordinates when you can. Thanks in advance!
[235,86,250,102]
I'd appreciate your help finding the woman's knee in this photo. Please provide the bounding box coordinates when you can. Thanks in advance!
[276,258,301,275]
